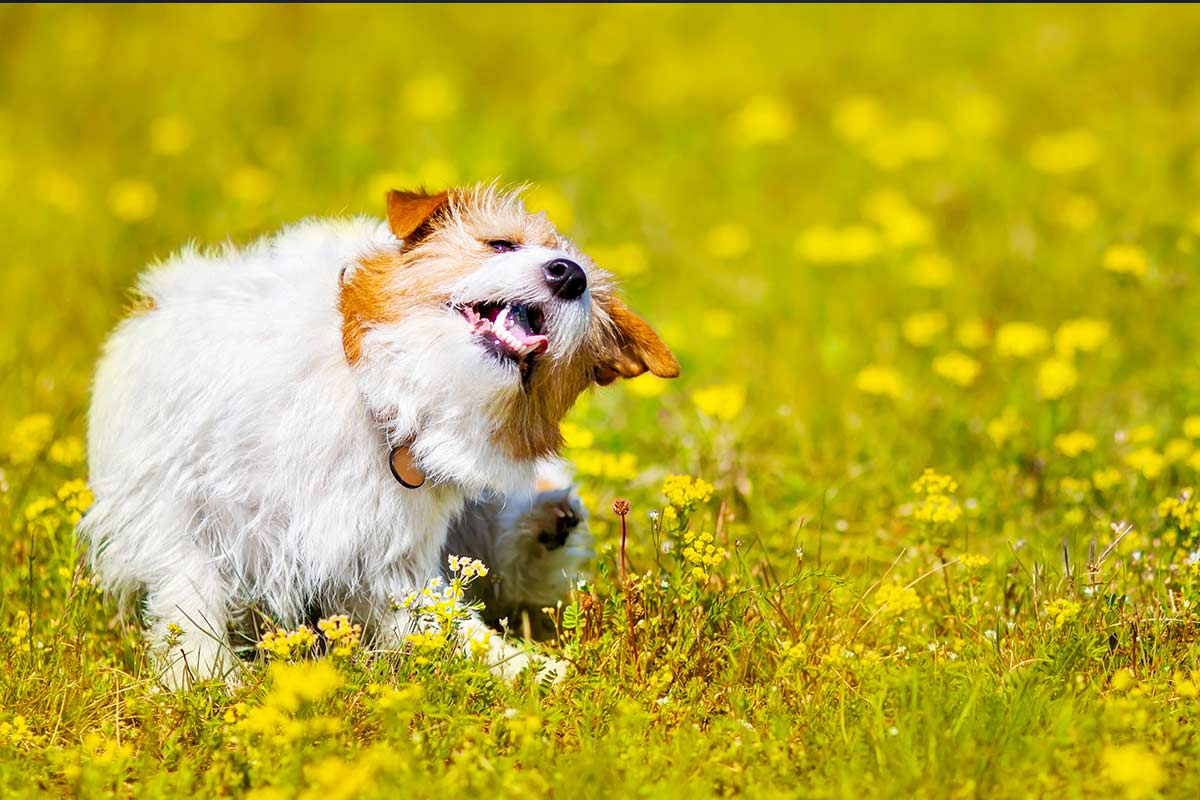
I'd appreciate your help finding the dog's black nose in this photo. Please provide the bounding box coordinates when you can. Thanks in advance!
[543,259,588,301]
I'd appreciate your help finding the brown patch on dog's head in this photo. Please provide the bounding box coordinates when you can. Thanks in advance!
[340,183,678,465]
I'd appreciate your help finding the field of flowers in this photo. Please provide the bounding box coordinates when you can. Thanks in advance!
[4,4,1200,797]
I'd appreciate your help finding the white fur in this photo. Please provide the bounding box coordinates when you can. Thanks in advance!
[82,215,593,687]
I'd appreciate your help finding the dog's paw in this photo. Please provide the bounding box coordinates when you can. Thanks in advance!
[529,488,586,552]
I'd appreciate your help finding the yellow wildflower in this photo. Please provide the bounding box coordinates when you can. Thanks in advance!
[1037,358,1078,399]
[855,365,906,399]
[986,408,1024,447]
[875,583,921,618]
[1102,743,1165,800]
[1044,598,1082,628]
[317,615,362,657]
[995,322,1050,359]
[48,436,84,467]
[861,189,932,248]
[7,414,54,464]
[901,311,948,347]
[1092,468,1123,492]
[960,553,990,570]
[1103,244,1150,278]
[1054,318,1110,358]
[1054,431,1097,458]
[732,94,795,145]
[1125,448,1165,480]
[932,351,982,387]
[1164,437,1194,464]
[1184,416,1200,440]
[268,661,343,713]
[258,625,317,659]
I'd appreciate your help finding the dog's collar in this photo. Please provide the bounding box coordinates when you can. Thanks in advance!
[389,443,425,489]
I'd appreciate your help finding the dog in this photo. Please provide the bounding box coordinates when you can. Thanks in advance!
[81,184,677,687]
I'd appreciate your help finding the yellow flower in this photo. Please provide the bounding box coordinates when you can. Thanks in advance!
[986,408,1024,447]
[901,311,948,347]
[571,450,638,481]
[1124,448,1165,480]
[7,414,54,464]
[995,322,1050,359]
[561,421,595,450]
[732,94,794,145]
[108,179,158,222]
[1092,468,1123,492]
[960,553,990,569]
[1102,743,1165,800]
[662,474,714,509]
[1054,431,1097,458]
[1103,244,1150,278]
[911,469,962,524]
[625,375,667,398]
[56,479,94,525]
[692,383,746,421]
[1037,358,1078,399]
[1044,598,1082,628]
[258,625,317,659]
[1054,318,1110,358]
[855,365,906,399]
[1164,437,1194,464]
[318,615,362,657]
[1027,129,1101,174]
[268,661,343,712]
[875,583,921,618]
[861,189,933,248]
[831,94,883,141]
[795,224,881,264]
[932,351,981,387]
[1184,416,1200,440]
[48,436,85,467]
[1111,669,1134,693]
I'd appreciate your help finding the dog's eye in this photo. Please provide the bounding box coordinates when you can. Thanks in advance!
[487,240,519,253]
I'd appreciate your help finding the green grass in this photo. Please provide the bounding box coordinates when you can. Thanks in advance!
[3,4,1200,797]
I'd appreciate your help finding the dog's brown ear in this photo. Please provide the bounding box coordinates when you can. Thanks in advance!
[594,298,680,386]
[385,190,449,246]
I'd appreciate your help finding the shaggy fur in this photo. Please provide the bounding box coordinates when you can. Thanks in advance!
[82,184,676,687]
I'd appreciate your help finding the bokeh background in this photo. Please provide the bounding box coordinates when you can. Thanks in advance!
[5,5,1200,796]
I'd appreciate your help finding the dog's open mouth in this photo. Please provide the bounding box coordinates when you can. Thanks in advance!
[458,302,549,382]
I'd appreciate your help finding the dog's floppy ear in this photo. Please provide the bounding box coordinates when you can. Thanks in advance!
[594,298,680,386]
[385,189,449,246]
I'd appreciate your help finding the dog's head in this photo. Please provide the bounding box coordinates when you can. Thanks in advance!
[341,184,678,490]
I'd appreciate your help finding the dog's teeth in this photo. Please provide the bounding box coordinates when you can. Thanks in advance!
[495,306,510,331]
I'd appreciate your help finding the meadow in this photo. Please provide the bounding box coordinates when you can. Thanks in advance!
[3,4,1200,797]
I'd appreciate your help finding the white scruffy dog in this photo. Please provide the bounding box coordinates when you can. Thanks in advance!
[82,184,677,687]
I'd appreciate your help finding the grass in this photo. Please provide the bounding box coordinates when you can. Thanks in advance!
[3,4,1200,797]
